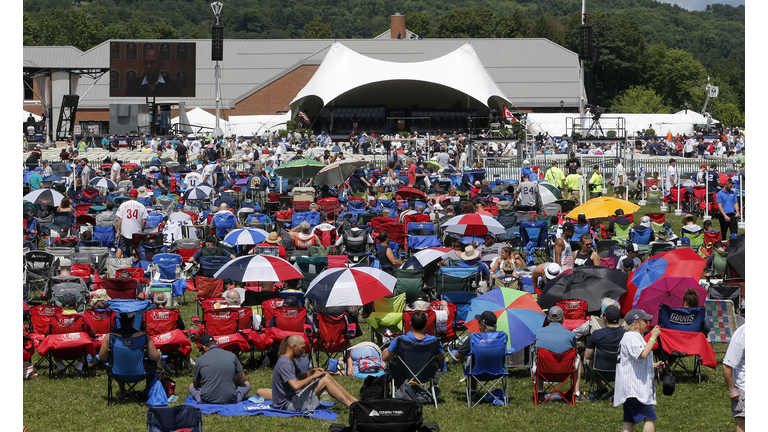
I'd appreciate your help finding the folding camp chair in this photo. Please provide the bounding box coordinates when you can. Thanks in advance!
[84,309,114,351]
[466,332,509,407]
[596,239,618,257]
[705,299,738,352]
[194,275,223,317]
[106,333,151,405]
[25,250,56,304]
[311,312,353,369]
[36,329,95,379]
[554,199,576,215]
[402,310,437,336]
[146,406,203,432]
[555,299,588,320]
[533,347,577,405]
[519,220,551,264]
[198,255,231,278]
[588,346,618,402]
[388,337,441,409]
[152,253,186,304]
[394,268,425,303]
[629,225,653,245]
[612,222,632,241]
[493,275,520,290]
[102,277,140,300]
[405,222,442,256]
[365,293,406,348]
[49,280,89,313]
[295,256,328,292]
[658,304,705,383]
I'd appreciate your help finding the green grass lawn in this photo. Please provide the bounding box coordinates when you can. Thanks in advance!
[24,191,742,431]
[24,288,736,432]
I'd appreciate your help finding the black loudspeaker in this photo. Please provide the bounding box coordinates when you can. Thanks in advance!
[382,140,391,151]
[212,25,224,61]
[580,25,592,61]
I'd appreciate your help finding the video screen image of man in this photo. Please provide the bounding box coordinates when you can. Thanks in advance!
[125,49,182,97]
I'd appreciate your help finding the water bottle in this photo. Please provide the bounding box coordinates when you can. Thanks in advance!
[472,280,478,291]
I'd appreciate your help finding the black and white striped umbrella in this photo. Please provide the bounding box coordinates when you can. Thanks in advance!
[23,188,65,206]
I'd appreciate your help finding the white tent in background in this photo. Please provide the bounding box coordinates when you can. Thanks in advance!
[228,113,290,137]
[290,42,511,118]
[171,107,231,134]
[23,110,42,122]
[526,110,720,137]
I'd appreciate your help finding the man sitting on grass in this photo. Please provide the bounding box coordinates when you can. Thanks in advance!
[272,335,358,411]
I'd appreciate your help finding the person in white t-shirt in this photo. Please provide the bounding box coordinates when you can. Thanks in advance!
[723,324,745,432]
[111,160,121,184]
[185,171,203,189]
[666,159,677,193]
[614,309,664,432]
[115,189,148,259]
[200,160,216,185]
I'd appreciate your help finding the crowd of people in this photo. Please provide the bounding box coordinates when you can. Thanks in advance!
[23,127,745,431]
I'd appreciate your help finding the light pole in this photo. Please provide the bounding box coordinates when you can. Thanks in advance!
[211,1,224,138]
[684,101,689,114]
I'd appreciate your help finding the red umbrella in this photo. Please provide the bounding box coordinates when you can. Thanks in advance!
[633,277,707,326]
[621,248,706,314]
[718,173,730,185]
[395,186,427,201]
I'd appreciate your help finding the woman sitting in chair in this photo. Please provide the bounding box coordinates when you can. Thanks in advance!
[98,312,161,399]
[682,288,710,336]
[377,232,401,276]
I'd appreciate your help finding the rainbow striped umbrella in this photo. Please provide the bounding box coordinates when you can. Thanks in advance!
[465,288,545,350]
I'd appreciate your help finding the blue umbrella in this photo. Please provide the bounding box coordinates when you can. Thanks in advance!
[90,177,117,189]
[183,186,212,200]
[43,175,65,182]
[24,170,38,183]
[221,227,269,247]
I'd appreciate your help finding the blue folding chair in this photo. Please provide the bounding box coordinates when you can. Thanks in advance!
[211,212,237,238]
[106,333,152,405]
[519,220,551,264]
[629,225,653,245]
[291,211,321,230]
[658,303,706,383]
[376,200,398,219]
[198,255,231,278]
[152,253,186,304]
[406,222,442,255]
[389,337,442,409]
[144,213,164,233]
[466,332,509,407]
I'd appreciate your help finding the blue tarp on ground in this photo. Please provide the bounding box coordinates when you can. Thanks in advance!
[184,396,338,421]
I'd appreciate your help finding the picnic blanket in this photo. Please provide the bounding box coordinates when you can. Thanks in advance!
[184,396,337,420]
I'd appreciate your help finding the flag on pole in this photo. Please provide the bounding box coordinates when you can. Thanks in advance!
[298,107,310,124]
[503,105,516,122]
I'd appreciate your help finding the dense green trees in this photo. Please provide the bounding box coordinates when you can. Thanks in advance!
[22,0,744,114]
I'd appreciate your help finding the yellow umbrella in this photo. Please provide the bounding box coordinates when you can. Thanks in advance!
[566,197,640,220]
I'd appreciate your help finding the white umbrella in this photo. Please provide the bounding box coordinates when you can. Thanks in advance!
[213,255,303,282]
[23,188,65,206]
[313,159,367,186]
[442,214,506,236]
[305,266,397,307]
[221,227,269,247]
[89,177,117,189]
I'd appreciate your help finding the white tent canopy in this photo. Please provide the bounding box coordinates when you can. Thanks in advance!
[24,110,42,122]
[228,113,290,137]
[290,42,511,118]
[172,107,231,135]
[526,110,720,137]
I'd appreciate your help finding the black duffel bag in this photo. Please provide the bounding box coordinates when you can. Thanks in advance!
[328,398,439,432]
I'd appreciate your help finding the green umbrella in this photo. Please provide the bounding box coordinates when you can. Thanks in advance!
[535,180,562,205]
[424,160,443,171]
[273,158,326,180]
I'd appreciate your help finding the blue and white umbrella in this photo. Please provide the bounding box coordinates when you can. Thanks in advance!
[183,186,212,200]
[89,177,117,189]
[221,227,269,247]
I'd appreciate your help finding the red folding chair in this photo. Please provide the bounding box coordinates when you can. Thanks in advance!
[102,278,140,300]
[83,309,114,350]
[402,310,437,336]
[194,276,224,317]
[555,299,589,320]
[29,305,63,336]
[430,301,458,345]
[75,203,93,217]
[49,314,88,335]
[311,312,352,368]
[533,347,577,406]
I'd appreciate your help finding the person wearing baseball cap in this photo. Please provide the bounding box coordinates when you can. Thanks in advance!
[535,305,584,401]
[189,235,235,264]
[555,222,575,270]
[188,334,251,404]
[451,310,498,365]
[584,301,625,399]
[168,203,192,223]
[615,309,664,431]
[616,244,641,272]
[115,187,148,259]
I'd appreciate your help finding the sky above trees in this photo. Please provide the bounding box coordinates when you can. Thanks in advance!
[655,0,744,11]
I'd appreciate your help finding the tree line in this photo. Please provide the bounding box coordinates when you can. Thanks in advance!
[23,0,744,124]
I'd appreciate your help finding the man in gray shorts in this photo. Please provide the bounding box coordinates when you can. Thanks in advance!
[188,334,250,404]
[272,335,358,411]
[723,324,745,432]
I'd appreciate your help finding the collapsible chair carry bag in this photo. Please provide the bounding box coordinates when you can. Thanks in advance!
[331,398,439,432]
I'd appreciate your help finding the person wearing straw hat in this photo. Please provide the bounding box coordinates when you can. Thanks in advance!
[254,231,287,260]
[680,214,702,238]
[457,246,490,283]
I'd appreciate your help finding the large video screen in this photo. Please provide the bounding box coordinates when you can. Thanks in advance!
[109,41,196,98]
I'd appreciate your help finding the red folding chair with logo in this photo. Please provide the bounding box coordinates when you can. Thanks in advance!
[83,309,114,351]
[311,312,353,368]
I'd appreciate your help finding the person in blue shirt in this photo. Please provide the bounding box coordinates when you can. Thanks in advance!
[521,160,533,179]
[28,166,44,191]
[534,306,584,401]
[381,311,444,364]
[716,178,740,240]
